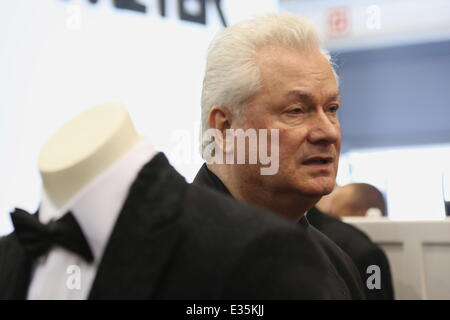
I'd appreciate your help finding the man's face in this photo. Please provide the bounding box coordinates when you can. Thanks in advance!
[233,46,341,198]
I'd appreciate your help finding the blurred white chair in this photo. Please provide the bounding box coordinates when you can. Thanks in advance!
[343,217,450,300]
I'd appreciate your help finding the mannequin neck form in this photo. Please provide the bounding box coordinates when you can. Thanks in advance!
[38,103,142,209]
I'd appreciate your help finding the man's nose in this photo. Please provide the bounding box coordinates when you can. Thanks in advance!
[306,111,341,145]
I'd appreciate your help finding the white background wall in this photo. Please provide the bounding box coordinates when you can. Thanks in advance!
[0,0,278,235]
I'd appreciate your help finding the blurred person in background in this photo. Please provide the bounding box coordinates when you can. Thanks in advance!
[328,183,387,218]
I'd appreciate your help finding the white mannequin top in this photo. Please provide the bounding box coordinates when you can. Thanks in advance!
[38,102,142,209]
[28,103,157,299]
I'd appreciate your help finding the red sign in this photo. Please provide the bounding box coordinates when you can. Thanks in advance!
[327,7,351,38]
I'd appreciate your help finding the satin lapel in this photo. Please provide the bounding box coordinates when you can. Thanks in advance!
[88,153,187,300]
[0,233,33,299]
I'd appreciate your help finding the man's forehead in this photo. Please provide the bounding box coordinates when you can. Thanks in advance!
[256,47,336,84]
[256,46,329,69]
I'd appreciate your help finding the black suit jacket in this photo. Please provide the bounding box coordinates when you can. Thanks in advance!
[307,207,395,299]
[1,153,358,299]
[193,164,366,300]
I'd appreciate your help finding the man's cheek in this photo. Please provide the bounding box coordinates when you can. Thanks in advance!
[278,135,301,162]
[277,129,294,150]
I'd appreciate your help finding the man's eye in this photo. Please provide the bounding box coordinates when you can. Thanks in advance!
[288,108,303,114]
[327,105,339,113]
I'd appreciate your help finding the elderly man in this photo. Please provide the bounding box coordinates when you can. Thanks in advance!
[194,13,365,299]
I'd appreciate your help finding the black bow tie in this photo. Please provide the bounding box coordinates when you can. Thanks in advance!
[10,208,94,263]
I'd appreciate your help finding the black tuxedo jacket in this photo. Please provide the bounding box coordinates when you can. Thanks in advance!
[193,164,366,300]
[1,153,358,299]
[307,207,395,300]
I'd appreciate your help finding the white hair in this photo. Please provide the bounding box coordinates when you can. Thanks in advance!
[200,12,338,155]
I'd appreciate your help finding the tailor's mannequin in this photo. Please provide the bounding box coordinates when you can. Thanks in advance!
[38,103,142,209]
[21,103,155,299]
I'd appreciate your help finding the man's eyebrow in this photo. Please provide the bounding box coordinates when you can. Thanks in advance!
[328,92,341,101]
[287,90,340,102]
[287,90,315,102]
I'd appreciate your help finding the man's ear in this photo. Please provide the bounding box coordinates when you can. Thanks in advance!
[208,106,234,152]
[208,105,232,134]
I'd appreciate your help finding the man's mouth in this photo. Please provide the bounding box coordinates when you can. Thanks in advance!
[302,156,334,167]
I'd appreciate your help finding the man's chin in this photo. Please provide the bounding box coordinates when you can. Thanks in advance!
[320,186,335,196]
[299,181,335,197]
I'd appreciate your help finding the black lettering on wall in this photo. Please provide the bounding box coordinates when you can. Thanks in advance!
[85,0,146,13]
[214,0,227,27]
[64,0,227,26]
[114,0,146,13]
[159,0,167,17]
[178,0,206,25]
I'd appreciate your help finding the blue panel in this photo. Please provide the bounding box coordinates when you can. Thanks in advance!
[332,40,450,151]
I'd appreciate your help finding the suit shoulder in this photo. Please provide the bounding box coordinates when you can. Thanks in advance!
[318,215,376,248]
[314,216,389,272]
[307,225,360,272]
[185,183,302,232]
[0,233,15,249]
[172,184,332,299]
[180,183,312,255]
[0,233,20,263]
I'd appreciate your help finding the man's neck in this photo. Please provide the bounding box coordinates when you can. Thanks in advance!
[208,164,318,223]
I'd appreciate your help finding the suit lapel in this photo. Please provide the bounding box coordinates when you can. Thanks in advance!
[0,233,33,299]
[88,153,187,299]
